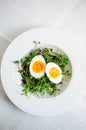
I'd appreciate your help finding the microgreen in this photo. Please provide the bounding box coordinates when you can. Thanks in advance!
[14,42,72,97]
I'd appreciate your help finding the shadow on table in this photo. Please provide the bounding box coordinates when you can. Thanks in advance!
[2,24,48,42]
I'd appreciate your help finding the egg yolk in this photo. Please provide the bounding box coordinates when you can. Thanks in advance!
[49,67,60,79]
[32,61,45,73]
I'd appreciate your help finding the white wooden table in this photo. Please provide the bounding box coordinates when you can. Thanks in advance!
[0,0,86,129]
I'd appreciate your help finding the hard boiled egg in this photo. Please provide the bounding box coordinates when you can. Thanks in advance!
[46,62,63,84]
[30,55,46,78]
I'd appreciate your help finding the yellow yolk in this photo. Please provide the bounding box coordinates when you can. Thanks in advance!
[32,61,45,73]
[49,67,60,79]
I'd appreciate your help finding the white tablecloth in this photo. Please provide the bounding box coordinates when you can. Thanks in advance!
[0,0,86,129]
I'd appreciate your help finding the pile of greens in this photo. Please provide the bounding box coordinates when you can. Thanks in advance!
[14,41,72,97]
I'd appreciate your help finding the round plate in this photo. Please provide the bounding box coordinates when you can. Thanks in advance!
[1,28,79,116]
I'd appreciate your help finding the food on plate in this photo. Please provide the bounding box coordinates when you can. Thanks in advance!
[30,55,46,78]
[46,62,63,84]
[14,41,72,97]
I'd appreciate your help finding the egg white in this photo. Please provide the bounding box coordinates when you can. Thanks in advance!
[46,62,63,84]
[30,55,46,78]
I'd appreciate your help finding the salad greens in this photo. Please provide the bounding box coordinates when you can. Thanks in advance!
[14,41,72,97]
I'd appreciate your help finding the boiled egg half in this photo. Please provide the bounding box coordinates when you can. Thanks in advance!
[46,62,63,84]
[30,55,46,78]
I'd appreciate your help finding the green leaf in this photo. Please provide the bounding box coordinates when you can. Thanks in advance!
[42,48,52,53]
[34,41,41,45]
[14,60,19,64]
[21,57,27,63]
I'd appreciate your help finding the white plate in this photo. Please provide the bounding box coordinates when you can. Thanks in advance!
[1,28,79,116]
